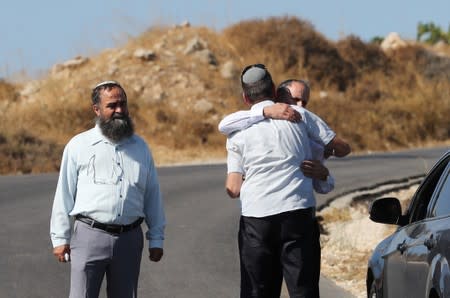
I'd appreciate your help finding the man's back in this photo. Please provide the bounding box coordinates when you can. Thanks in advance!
[227,114,315,217]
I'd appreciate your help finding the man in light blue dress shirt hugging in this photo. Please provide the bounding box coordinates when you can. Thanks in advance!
[50,81,166,298]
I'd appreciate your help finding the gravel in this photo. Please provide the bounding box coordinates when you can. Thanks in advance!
[318,185,418,297]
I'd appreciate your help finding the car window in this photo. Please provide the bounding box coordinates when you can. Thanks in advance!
[431,166,450,217]
[408,154,450,223]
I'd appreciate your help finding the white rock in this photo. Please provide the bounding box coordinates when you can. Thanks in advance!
[183,37,207,55]
[51,56,89,75]
[194,49,217,65]
[319,91,328,99]
[133,49,157,61]
[380,32,408,51]
[220,61,239,79]
[20,81,40,97]
[193,98,214,114]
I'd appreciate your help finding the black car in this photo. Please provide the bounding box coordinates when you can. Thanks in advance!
[367,150,450,298]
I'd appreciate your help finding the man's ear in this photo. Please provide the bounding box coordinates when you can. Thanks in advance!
[242,92,252,106]
[92,104,100,117]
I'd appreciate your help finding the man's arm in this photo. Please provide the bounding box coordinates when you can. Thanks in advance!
[226,172,243,198]
[218,110,263,135]
[306,140,335,194]
[313,174,335,194]
[144,150,166,262]
[225,136,244,198]
[50,143,78,262]
[301,160,335,194]
[300,108,351,157]
[218,103,300,136]
[324,136,351,158]
[262,103,302,122]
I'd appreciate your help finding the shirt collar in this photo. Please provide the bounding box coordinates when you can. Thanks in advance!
[250,99,275,111]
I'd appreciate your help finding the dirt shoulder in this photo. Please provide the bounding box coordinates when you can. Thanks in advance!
[318,185,417,297]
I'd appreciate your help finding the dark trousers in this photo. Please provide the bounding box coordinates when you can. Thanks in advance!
[311,217,321,298]
[238,208,315,298]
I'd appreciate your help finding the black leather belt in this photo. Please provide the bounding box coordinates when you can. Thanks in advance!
[75,215,143,234]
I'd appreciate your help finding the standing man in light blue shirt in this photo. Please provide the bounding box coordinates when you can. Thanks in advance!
[50,81,165,298]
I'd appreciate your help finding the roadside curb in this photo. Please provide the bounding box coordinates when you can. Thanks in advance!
[318,174,425,211]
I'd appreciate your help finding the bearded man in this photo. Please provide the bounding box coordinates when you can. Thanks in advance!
[50,81,166,298]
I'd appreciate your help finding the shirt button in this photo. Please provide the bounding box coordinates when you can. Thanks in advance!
[120,195,123,198]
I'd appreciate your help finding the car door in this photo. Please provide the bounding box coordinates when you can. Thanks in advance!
[382,227,409,297]
[403,220,433,297]
[403,156,450,297]
[383,152,450,297]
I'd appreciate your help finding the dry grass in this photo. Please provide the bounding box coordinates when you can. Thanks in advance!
[0,130,63,174]
[0,79,18,102]
[1,16,449,174]
[223,17,355,91]
[319,186,417,297]
[319,207,352,223]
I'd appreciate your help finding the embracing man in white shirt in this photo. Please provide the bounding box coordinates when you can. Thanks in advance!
[223,64,350,297]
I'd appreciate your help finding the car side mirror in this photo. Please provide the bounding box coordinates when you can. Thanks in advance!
[369,197,402,225]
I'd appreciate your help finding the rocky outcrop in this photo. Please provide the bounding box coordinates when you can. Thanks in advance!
[133,49,157,61]
[380,32,408,51]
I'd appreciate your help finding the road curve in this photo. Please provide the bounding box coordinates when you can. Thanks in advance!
[0,146,447,298]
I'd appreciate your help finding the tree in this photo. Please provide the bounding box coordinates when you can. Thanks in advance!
[370,36,384,45]
[417,22,449,44]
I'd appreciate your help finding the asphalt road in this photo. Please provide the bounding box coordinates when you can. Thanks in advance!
[0,146,448,298]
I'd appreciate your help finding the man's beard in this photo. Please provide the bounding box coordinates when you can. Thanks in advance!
[97,113,134,143]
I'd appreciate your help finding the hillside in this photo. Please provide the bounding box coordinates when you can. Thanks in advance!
[0,16,449,174]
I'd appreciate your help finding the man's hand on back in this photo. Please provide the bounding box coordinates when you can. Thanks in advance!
[263,103,302,122]
[301,160,329,181]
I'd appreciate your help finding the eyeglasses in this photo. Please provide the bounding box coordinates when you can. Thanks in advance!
[276,87,308,107]
[240,64,267,81]
[279,97,305,106]
[293,97,308,107]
